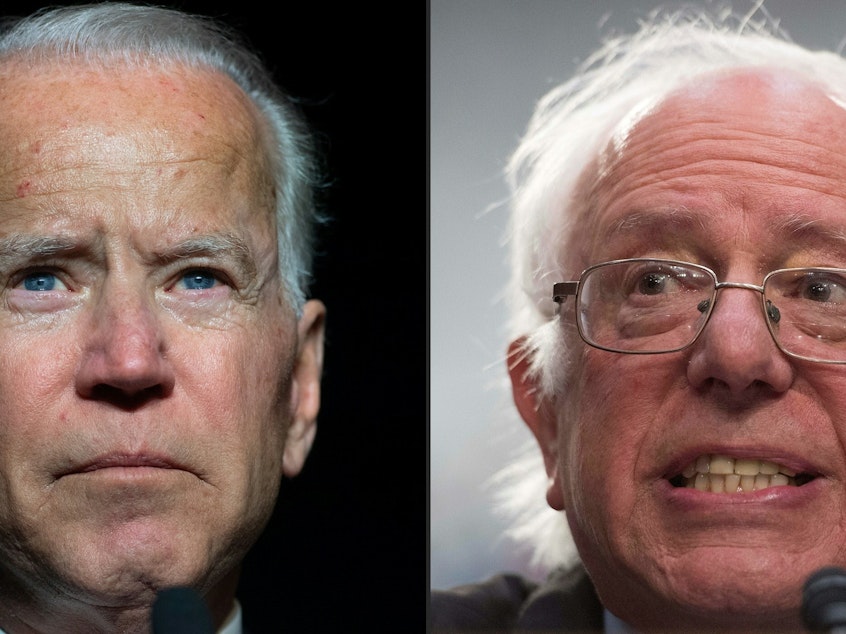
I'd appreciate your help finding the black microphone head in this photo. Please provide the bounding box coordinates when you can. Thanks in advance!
[803,566,846,632]
[151,586,214,634]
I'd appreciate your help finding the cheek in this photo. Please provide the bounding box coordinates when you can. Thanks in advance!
[180,323,295,453]
[0,331,79,521]
[227,333,296,509]
[0,330,77,426]
[561,353,675,534]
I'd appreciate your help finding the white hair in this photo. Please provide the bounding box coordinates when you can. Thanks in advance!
[496,3,846,573]
[0,2,324,313]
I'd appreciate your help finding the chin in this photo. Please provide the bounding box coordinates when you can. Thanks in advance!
[638,549,809,632]
[583,541,815,633]
[53,523,232,605]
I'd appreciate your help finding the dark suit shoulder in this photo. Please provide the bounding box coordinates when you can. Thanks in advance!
[431,571,539,632]
[430,566,603,633]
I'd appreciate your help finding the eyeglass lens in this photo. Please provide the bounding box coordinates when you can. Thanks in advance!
[576,260,846,362]
[765,269,846,362]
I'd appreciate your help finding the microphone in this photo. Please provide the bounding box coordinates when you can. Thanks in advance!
[803,567,846,633]
[151,586,215,634]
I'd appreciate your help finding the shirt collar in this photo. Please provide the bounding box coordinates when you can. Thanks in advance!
[604,608,638,634]
[219,599,243,634]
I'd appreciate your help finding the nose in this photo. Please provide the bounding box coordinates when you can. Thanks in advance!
[75,282,175,404]
[686,283,794,397]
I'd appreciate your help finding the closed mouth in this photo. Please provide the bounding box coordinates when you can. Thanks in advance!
[60,454,181,477]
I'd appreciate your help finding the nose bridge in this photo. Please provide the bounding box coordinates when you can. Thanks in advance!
[706,280,769,338]
[687,273,794,395]
[95,277,159,354]
[714,280,765,294]
[82,271,170,389]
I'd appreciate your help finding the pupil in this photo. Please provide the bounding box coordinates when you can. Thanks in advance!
[807,282,830,302]
[640,273,665,294]
[185,272,214,290]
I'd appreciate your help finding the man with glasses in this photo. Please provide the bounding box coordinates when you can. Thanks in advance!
[432,6,846,633]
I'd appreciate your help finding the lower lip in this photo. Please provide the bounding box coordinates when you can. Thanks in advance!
[659,477,823,513]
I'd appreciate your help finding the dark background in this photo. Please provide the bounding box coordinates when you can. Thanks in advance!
[3,1,427,631]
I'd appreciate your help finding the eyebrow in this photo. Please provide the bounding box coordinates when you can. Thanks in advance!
[0,232,259,278]
[771,212,846,247]
[151,233,258,278]
[0,234,81,258]
[0,234,88,273]
[600,208,709,241]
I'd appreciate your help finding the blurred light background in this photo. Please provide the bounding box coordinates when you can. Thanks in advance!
[430,0,846,591]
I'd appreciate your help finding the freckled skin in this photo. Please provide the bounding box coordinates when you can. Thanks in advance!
[516,70,846,632]
[0,61,325,633]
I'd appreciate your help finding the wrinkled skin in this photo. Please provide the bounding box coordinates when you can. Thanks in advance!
[511,69,846,632]
[0,61,324,633]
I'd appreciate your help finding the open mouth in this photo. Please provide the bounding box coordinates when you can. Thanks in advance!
[668,454,815,492]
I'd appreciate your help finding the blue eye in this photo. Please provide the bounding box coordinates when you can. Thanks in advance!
[180,270,218,290]
[23,272,59,291]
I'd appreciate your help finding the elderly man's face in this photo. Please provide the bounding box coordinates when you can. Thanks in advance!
[515,70,846,630]
[0,62,323,620]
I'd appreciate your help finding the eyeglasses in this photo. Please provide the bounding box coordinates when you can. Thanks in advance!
[552,258,846,363]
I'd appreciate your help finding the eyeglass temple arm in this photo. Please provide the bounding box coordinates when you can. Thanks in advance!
[552,281,579,304]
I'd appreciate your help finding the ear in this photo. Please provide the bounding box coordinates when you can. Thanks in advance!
[507,337,565,511]
[282,299,326,477]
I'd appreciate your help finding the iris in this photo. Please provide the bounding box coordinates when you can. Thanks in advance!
[23,273,58,291]
[181,270,216,290]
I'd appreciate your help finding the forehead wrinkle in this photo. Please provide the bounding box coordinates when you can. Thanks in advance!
[0,63,269,193]
[0,150,252,208]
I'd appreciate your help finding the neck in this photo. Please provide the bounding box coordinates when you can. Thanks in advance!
[0,567,241,634]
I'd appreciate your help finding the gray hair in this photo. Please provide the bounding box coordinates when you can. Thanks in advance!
[0,2,323,313]
[497,4,846,573]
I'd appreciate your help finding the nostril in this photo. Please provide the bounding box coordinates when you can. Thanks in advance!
[85,383,167,411]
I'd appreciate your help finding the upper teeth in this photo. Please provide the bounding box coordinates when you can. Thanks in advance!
[678,454,799,493]
[683,455,796,478]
